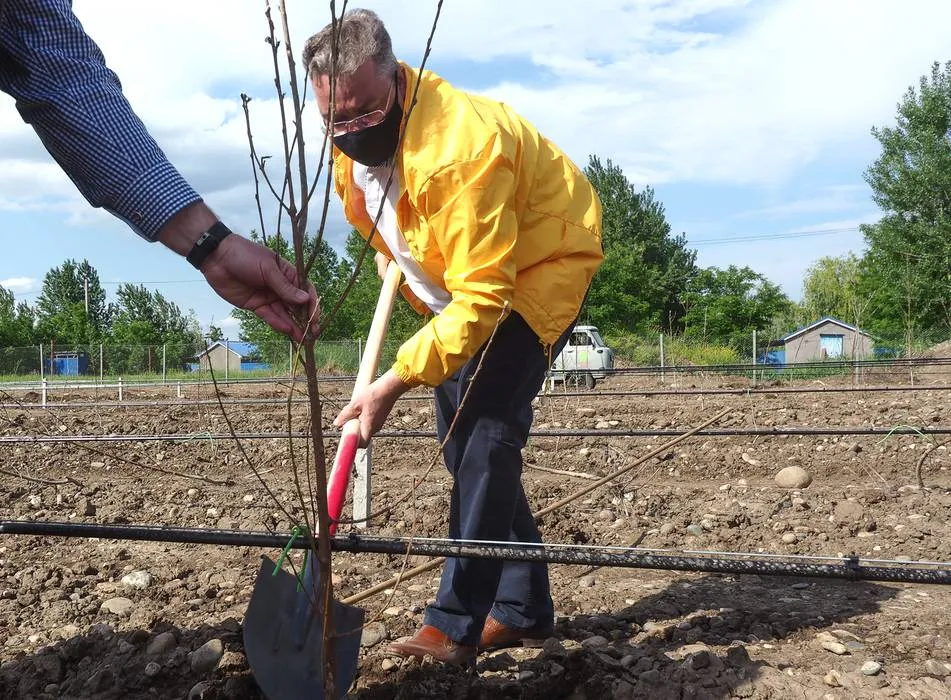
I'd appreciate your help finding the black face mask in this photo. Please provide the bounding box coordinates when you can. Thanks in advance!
[333,98,403,167]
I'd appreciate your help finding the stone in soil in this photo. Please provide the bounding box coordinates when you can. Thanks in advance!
[775,466,812,489]
[360,621,387,648]
[121,570,154,590]
[189,638,224,674]
[99,597,133,617]
[924,659,949,676]
[146,631,177,656]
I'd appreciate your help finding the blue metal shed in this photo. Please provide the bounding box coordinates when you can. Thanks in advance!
[45,351,89,376]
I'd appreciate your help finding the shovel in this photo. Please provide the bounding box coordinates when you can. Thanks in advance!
[244,261,403,700]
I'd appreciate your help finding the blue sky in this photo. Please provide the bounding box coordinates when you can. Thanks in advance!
[2,0,948,339]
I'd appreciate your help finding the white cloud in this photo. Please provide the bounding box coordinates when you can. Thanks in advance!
[1,277,38,295]
[736,185,874,219]
[210,315,242,339]
[787,215,881,236]
[464,0,951,186]
[0,0,947,240]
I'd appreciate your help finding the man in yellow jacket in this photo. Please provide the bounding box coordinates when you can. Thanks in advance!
[304,9,603,663]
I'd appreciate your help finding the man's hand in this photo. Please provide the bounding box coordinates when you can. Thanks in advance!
[334,368,411,445]
[158,203,317,342]
[201,235,318,342]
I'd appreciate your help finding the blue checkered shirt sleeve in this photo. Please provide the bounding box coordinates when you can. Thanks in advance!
[0,0,202,241]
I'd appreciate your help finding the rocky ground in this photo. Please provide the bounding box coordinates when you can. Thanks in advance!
[2,364,951,699]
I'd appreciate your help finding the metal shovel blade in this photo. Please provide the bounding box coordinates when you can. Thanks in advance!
[244,555,364,700]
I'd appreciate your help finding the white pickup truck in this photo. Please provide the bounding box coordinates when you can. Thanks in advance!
[549,325,615,389]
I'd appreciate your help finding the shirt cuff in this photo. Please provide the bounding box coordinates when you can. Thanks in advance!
[391,359,426,388]
[107,160,202,241]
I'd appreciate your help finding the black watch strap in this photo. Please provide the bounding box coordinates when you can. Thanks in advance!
[186,222,233,270]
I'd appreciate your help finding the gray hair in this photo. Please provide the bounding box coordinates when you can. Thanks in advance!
[302,9,397,79]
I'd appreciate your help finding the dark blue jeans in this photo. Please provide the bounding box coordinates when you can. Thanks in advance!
[423,310,573,645]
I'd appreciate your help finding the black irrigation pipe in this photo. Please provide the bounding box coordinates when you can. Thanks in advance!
[385,426,951,438]
[0,396,379,411]
[2,425,949,444]
[0,375,357,391]
[542,384,951,398]
[3,520,950,585]
[605,356,951,375]
[6,383,951,411]
[0,392,433,412]
[0,398,309,410]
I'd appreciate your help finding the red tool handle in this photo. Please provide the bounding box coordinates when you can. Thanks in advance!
[327,428,360,535]
[325,261,402,535]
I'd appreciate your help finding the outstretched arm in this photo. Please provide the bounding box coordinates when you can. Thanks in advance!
[0,0,199,239]
[0,0,317,338]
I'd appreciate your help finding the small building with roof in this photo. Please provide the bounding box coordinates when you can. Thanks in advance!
[193,341,268,373]
[774,317,875,364]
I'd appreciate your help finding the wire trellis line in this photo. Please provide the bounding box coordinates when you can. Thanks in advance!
[6,353,951,394]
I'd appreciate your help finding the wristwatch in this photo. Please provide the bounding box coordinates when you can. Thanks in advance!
[186,221,233,270]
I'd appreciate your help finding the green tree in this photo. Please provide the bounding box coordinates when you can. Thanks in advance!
[801,253,877,328]
[583,156,697,334]
[860,60,951,345]
[36,259,108,344]
[108,284,202,373]
[0,286,36,347]
[0,286,38,373]
[237,227,428,371]
[681,265,792,349]
[768,300,809,339]
[207,324,224,342]
[39,303,97,350]
[330,230,425,342]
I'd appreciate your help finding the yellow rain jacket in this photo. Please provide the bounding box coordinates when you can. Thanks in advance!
[333,63,603,387]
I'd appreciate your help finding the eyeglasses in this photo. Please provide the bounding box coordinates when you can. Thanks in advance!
[323,81,395,138]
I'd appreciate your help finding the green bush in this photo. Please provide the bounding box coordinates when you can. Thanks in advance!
[605,335,660,365]
[664,337,739,366]
[607,332,742,367]
[312,342,359,375]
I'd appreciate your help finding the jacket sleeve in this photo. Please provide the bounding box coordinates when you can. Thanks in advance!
[391,146,519,387]
[0,0,201,240]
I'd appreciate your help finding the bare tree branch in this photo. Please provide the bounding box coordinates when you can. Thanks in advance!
[0,466,81,487]
[240,2,446,693]
[241,93,270,244]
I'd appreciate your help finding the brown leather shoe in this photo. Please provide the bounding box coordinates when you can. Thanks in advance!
[387,624,476,665]
[479,616,554,651]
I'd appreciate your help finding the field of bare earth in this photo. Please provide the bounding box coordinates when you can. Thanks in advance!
[2,365,951,699]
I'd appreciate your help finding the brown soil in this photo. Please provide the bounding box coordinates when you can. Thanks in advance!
[2,368,951,699]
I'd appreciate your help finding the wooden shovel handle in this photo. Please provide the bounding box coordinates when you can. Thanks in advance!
[327,261,402,534]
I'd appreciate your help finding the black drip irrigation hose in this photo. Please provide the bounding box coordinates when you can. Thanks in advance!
[3,520,951,585]
[2,425,949,444]
[1,375,356,391]
[545,384,951,398]
[604,356,951,376]
[7,383,951,411]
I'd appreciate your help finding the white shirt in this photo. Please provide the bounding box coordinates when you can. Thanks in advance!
[352,162,451,314]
